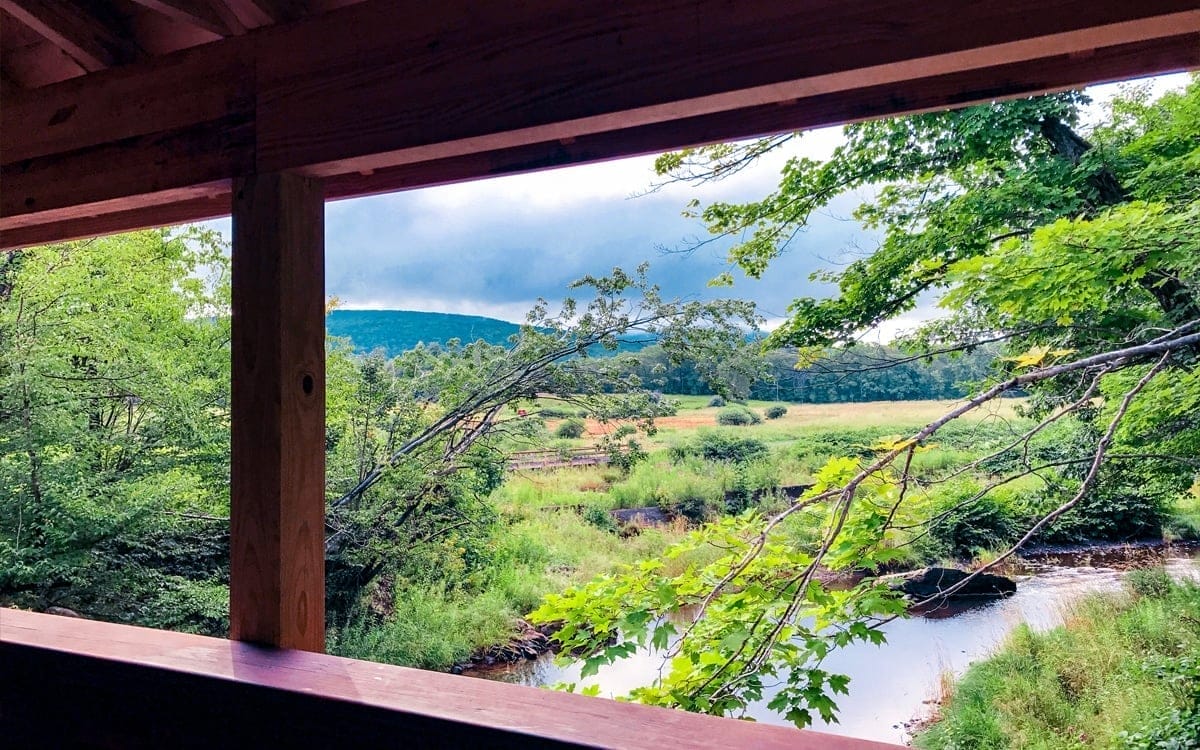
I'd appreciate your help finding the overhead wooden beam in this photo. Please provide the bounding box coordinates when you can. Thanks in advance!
[202,0,247,35]
[5,30,1196,251]
[126,0,232,36]
[0,0,137,71]
[4,28,1195,248]
[209,0,273,29]
[229,171,325,652]
[2,0,1199,246]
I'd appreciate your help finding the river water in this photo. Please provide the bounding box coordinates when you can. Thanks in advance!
[470,543,1200,745]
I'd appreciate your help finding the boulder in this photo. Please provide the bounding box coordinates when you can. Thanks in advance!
[892,567,1016,600]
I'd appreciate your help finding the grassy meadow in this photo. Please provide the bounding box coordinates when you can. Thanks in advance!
[916,573,1200,749]
[338,394,1197,694]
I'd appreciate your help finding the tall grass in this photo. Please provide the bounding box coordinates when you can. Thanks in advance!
[332,502,705,670]
[916,577,1200,749]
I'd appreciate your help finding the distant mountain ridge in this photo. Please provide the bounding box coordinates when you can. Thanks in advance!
[327,309,526,355]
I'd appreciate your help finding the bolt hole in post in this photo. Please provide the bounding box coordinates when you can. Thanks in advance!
[302,374,314,395]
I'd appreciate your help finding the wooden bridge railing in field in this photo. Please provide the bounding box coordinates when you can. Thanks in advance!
[508,447,610,471]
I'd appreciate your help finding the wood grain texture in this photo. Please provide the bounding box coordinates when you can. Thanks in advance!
[252,0,1200,175]
[126,0,232,36]
[6,32,1196,250]
[229,172,325,652]
[0,608,904,749]
[2,0,1198,244]
[0,0,134,71]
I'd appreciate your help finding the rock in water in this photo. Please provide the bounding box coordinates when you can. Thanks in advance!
[893,567,1016,600]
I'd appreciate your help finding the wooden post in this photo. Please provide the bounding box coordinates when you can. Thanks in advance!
[230,171,325,652]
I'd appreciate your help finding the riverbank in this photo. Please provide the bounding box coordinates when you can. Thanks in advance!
[467,542,1200,744]
[915,570,1200,749]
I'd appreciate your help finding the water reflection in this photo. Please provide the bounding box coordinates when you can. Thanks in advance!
[470,544,1200,744]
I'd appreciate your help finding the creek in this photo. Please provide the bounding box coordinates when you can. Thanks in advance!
[469,543,1200,745]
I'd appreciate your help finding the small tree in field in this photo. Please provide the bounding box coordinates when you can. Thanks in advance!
[555,418,586,439]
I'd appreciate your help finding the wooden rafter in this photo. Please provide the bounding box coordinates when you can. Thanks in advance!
[2,0,1199,248]
[126,0,231,36]
[207,0,283,29]
[0,0,138,72]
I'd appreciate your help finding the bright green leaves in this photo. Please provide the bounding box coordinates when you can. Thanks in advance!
[660,79,1200,349]
[530,476,907,728]
[0,229,232,626]
[943,201,1200,331]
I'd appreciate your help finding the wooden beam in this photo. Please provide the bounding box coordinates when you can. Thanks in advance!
[209,0,273,29]
[2,0,1199,244]
[229,171,325,652]
[126,0,232,36]
[1,609,904,749]
[5,32,1196,251]
[203,0,247,35]
[0,0,137,71]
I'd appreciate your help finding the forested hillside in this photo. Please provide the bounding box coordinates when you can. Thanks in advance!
[327,309,524,353]
[327,309,654,358]
[329,311,997,402]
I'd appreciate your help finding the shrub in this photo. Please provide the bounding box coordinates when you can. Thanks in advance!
[672,431,769,464]
[538,406,571,418]
[606,438,648,476]
[663,488,715,524]
[765,405,788,420]
[582,506,618,534]
[707,395,727,407]
[554,418,586,439]
[1126,567,1173,598]
[921,481,1018,561]
[716,406,761,426]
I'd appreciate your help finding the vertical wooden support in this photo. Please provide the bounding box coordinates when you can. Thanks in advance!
[230,172,325,652]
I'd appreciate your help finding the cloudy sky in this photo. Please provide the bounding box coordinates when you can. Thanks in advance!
[205,74,1188,339]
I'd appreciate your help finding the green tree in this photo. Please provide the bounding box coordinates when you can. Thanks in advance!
[0,229,231,631]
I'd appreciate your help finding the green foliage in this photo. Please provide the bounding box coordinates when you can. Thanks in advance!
[555,418,587,439]
[764,405,788,419]
[331,584,519,670]
[530,488,908,727]
[583,506,619,534]
[623,343,997,403]
[1126,567,1174,598]
[0,229,231,627]
[670,430,769,464]
[918,580,1200,750]
[716,405,761,426]
[624,81,1200,725]
[922,481,1019,561]
[1121,654,1200,749]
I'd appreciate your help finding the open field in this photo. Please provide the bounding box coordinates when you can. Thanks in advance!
[561,398,1029,448]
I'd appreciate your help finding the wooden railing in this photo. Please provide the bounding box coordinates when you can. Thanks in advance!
[0,608,904,749]
[508,447,610,471]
